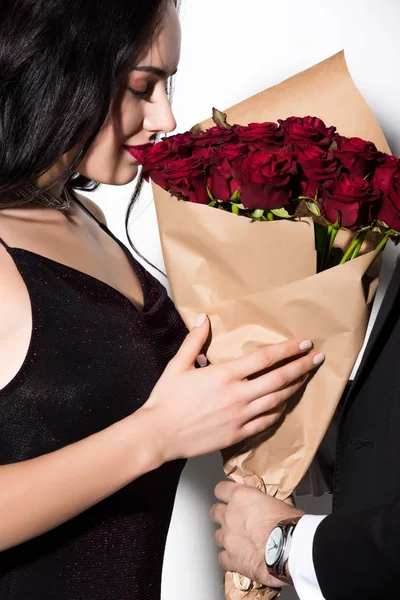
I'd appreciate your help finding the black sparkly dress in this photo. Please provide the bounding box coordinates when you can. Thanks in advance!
[0,197,187,600]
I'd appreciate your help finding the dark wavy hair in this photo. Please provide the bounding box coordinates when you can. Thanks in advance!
[0,0,178,255]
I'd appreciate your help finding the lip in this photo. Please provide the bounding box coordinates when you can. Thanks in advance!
[123,142,154,163]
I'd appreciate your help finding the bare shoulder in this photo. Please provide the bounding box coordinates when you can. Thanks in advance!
[73,191,107,226]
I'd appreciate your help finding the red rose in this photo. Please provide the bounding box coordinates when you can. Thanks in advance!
[278,116,336,149]
[334,135,381,178]
[206,144,246,201]
[154,156,209,205]
[133,139,178,181]
[237,148,298,210]
[378,196,400,232]
[372,154,400,193]
[378,169,400,232]
[190,145,215,165]
[169,133,194,158]
[207,158,240,202]
[321,173,382,230]
[232,122,284,149]
[190,126,237,147]
[297,145,341,198]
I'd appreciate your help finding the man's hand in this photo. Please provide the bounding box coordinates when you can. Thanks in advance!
[211,481,304,588]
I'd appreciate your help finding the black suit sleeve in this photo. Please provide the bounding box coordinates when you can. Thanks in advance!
[313,499,400,599]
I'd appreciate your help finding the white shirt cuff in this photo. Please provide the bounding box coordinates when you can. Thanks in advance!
[288,514,327,600]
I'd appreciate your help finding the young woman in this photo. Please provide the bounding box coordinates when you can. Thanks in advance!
[0,1,325,598]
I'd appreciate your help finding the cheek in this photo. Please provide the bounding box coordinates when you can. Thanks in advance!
[76,122,139,185]
[119,93,144,136]
[74,95,143,185]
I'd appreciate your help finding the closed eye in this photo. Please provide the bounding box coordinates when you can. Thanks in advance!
[128,86,153,101]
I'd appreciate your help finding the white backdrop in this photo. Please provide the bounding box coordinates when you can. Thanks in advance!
[86,2,400,598]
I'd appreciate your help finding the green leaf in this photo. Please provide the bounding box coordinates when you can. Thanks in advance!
[231,203,239,215]
[208,200,217,208]
[230,189,241,203]
[377,220,389,229]
[250,209,264,220]
[305,202,322,217]
[270,207,293,219]
[212,108,232,129]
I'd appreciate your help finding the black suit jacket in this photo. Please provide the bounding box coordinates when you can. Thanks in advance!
[313,259,400,599]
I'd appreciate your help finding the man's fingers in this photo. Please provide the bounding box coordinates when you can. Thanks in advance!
[214,527,224,548]
[210,502,226,524]
[214,480,244,504]
[225,339,314,381]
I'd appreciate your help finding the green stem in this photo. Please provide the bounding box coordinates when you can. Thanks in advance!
[340,231,367,264]
[376,232,390,252]
[350,238,363,259]
[329,227,339,254]
[340,237,360,264]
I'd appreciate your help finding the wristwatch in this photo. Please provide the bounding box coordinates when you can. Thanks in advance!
[264,516,302,584]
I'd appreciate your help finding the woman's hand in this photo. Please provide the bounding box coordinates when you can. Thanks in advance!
[141,314,325,462]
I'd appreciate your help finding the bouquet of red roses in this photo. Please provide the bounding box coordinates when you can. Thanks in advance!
[130,111,399,600]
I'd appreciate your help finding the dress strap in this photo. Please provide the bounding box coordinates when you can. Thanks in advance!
[0,236,10,250]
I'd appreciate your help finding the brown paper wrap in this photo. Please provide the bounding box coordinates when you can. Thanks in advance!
[152,51,390,600]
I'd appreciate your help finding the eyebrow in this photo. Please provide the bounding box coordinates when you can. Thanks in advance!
[133,65,178,78]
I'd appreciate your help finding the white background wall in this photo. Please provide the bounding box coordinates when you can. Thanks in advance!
[87,2,400,598]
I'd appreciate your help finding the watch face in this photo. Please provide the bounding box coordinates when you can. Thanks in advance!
[265,527,284,567]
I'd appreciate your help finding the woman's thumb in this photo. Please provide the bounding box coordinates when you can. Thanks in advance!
[173,314,210,370]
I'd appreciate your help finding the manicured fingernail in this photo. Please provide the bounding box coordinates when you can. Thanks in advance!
[193,313,207,327]
[197,354,208,367]
[299,340,313,351]
[313,353,325,366]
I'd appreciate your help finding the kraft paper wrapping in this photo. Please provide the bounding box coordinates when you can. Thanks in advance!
[154,189,379,502]
[152,51,390,600]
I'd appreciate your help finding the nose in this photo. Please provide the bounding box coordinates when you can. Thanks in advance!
[143,86,177,136]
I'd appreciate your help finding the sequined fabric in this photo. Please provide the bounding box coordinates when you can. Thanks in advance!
[0,201,188,599]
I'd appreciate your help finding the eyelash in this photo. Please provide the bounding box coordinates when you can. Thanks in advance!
[129,87,153,101]
[128,80,170,101]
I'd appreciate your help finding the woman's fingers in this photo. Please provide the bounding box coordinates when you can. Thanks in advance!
[242,350,325,402]
[245,374,309,420]
[225,339,314,381]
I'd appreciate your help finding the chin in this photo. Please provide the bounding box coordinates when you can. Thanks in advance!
[80,165,140,187]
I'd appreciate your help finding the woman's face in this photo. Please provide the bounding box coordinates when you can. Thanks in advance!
[75,1,181,186]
